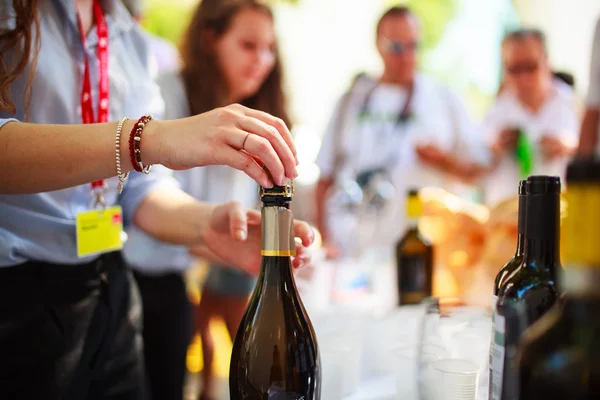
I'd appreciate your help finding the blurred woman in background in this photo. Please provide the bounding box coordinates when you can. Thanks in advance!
[122,1,292,399]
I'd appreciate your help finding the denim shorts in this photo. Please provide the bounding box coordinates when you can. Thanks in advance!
[203,264,257,297]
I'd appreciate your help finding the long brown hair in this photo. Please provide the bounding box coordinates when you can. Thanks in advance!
[179,0,290,126]
[0,0,40,114]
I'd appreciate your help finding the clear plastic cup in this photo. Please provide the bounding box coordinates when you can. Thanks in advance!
[393,343,446,400]
[320,348,346,400]
[430,358,480,400]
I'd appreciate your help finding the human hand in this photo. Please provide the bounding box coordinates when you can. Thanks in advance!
[144,104,298,188]
[192,202,314,275]
[415,144,448,168]
[539,135,573,160]
[491,128,520,158]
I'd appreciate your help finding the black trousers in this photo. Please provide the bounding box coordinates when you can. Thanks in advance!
[0,252,144,400]
[132,270,193,400]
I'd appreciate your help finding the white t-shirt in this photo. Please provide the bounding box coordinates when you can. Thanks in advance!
[316,74,489,248]
[587,17,600,153]
[482,79,579,206]
[587,18,600,108]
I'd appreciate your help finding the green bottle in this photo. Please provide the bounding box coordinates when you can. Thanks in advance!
[515,129,535,178]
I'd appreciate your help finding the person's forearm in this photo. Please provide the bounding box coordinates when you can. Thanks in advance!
[189,244,225,265]
[577,108,600,156]
[441,155,490,183]
[0,119,163,194]
[133,189,214,245]
[315,178,333,243]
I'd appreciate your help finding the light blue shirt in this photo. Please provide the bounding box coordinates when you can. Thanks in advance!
[122,72,259,275]
[0,0,177,267]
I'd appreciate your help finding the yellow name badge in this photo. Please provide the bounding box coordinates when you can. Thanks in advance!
[76,206,124,258]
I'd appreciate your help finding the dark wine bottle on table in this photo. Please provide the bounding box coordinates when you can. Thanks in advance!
[492,176,561,399]
[517,159,600,400]
[229,182,321,400]
[489,180,527,398]
[395,189,433,305]
[493,180,527,300]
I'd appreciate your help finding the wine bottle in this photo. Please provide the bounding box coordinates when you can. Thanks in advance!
[489,180,527,398]
[395,189,433,305]
[229,182,321,400]
[517,158,600,399]
[493,176,561,399]
[493,180,528,299]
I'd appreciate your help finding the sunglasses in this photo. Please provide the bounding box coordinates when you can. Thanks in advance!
[380,36,419,55]
[505,62,540,75]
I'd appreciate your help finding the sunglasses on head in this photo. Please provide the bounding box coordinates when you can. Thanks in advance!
[380,36,419,55]
[506,62,540,75]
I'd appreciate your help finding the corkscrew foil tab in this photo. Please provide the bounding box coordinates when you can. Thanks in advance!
[254,157,295,198]
[259,180,295,198]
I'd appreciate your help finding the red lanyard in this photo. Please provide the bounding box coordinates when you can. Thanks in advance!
[76,0,110,198]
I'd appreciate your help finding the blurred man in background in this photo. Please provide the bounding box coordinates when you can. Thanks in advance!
[578,17,600,156]
[315,6,490,257]
[482,29,579,206]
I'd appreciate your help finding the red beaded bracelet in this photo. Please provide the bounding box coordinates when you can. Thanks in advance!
[128,115,153,174]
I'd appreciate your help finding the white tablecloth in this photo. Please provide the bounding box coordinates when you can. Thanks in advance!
[298,257,491,400]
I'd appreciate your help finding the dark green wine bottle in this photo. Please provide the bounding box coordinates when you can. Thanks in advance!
[493,175,561,399]
[229,182,321,400]
[517,158,600,400]
[493,180,528,298]
[489,180,527,399]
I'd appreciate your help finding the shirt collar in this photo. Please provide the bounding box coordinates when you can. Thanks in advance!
[54,0,136,46]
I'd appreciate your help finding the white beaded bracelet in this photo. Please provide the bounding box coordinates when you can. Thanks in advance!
[116,117,129,194]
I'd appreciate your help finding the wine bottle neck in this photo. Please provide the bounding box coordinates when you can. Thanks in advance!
[523,192,560,273]
[261,204,295,258]
[524,239,560,274]
[258,204,296,289]
[515,233,525,257]
[517,193,526,236]
[406,217,419,229]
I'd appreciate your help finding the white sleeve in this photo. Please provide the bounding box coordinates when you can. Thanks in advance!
[587,18,600,107]
[481,98,508,146]
[546,90,580,146]
[446,91,492,165]
[315,96,345,179]
[0,118,18,129]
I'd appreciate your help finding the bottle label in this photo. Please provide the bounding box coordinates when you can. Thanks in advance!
[398,254,429,304]
[490,310,505,400]
[488,294,498,398]
[262,206,296,256]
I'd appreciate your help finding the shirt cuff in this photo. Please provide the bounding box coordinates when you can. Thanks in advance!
[119,167,180,226]
[0,118,19,129]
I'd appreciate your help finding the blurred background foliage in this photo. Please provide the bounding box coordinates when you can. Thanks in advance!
[143,0,460,55]
[142,0,301,45]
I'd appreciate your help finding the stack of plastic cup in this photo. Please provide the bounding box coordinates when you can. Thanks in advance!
[320,347,346,400]
[430,359,480,400]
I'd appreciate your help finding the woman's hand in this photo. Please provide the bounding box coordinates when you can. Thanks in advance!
[190,202,315,275]
[145,104,299,188]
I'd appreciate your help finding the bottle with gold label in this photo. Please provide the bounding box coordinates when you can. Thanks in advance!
[229,181,321,400]
[517,159,600,399]
[395,189,434,305]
